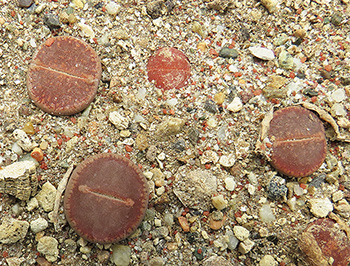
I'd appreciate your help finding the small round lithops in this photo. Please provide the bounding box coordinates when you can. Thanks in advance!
[268,106,327,177]
[64,153,148,244]
[147,47,191,90]
[27,36,101,116]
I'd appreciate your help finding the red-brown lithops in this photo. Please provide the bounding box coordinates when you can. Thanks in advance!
[27,36,101,116]
[64,153,148,244]
[299,218,350,266]
[147,47,191,90]
[268,106,327,177]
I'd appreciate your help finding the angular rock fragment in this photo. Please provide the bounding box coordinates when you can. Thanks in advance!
[0,217,29,244]
[0,160,37,200]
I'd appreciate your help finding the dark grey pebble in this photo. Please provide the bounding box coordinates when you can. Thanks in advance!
[43,14,61,30]
[204,99,217,114]
[267,176,287,200]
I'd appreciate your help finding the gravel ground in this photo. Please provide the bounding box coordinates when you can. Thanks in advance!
[1,0,350,265]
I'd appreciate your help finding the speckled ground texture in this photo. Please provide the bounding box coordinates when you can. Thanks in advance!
[0,0,350,266]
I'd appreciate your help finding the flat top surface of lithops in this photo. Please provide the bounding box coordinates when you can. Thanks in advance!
[27,36,101,116]
[64,153,148,244]
[268,106,327,177]
[147,47,191,90]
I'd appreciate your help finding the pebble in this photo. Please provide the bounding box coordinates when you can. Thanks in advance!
[148,256,164,266]
[18,0,33,7]
[226,231,239,250]
[334,199,350,218]
[37,236,59,262]
[249,46,275,60]
[219,153,235,168]
[109,111,130,130]
[174,169,217,209]
[330,89,346,102]
[238,239,255,254]
[156,117,185,138]
[203,255,233,266]
[233,225,250,241]
[227,97,243,112]
[278,50,294,70]
[260,0,279,13]
[43,14,61,30]
[259,204,276,223]
[204,99,218,114]
[192,21,205,38]
[201,150,219,164]
[267,176,287,200]
[0,217,29,244]
[214,92,225,105]
[13,129,38,151]
[105,2,121,15]
[263,74,288,99]
[259,255,278,266]
[0,160,37,201]
[110,244,131,266]
[6,257,25,266]
[178,216,190,232]
[35,181,57,212]
[212,195,228,210]
[27,197,39,211]
[309,198,333,218]
[72,0,85,9]
[224,177,236,191]
[78,22,95,38]
[219,47,238,59]
[331,103,347,116]
[30,217,48,233]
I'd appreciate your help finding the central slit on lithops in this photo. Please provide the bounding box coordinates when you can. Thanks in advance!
[78,185,135,207]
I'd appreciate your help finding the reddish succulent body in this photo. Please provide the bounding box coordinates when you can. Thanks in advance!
[268,106,327,177]
[27,36,101,116]
[64,153,148,244]
[147,47,191,90]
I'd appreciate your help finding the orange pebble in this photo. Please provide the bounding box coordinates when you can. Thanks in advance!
[31,147,44,162]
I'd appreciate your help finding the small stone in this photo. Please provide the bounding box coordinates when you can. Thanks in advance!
[332,191,344,202]
[31,147,44,162]
[147,0,168,19]
[331,89,346,103]
[331,11,343,26]
[135,134,149,151]
[201,150,219,164]
[6,257,25,266]
[204,99,218,114]
[37,236,59,262]
[27,197,39,211]
[72,0,85,9]
[13,129,38,151]
[109,111,129,130]
[294,29,306,39]
[0,217,29,244]
[267,176,287,200]
[227,97,243,112]
[219,47,238,59]
[43,14,61,30]
[0,160,37,201]
[238,239,254,254]
[156,118,185,138]
[78,22,95,38]
[233,225,250,241]
[209,214,226,230]
[110,245,131,266]
[97,250,110,263]
[224,177,236,191]
[178,216,190,232]
[35,182,57,212]
[214,92,225,105]
[260,0,279,13]
[263,75,288,99]
[197,42,207,52]
[203,255,233,266]
[18,0,33,7]
[334,199,350,218]
[249,46,275,60]
[331,103,347,117]
[192,21,205,38]
[259,255,278,266]
[309,198,333,218]
[219,154,235,168]
[226,231,239,250]
[259,204,276,223]
[278,50,294,70]
[212,195,228,211]
[105,2,120,15]
[23,121,35,135]
[30,217,48,233]
[149,256,164,266]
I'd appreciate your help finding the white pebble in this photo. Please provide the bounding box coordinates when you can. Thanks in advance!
[259,204,276,223]
[78,22,95,38]
[105,2,120,15]
[30,217,48,233]
[259,255,278,266]
[224,177,236,191]
[227,97,243,112]
[331,89,346,102]
[249,46,275,60]
[309,198,333,218]
[219,153,235,167]
[233,225,250,241]
[109,111,129,130]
